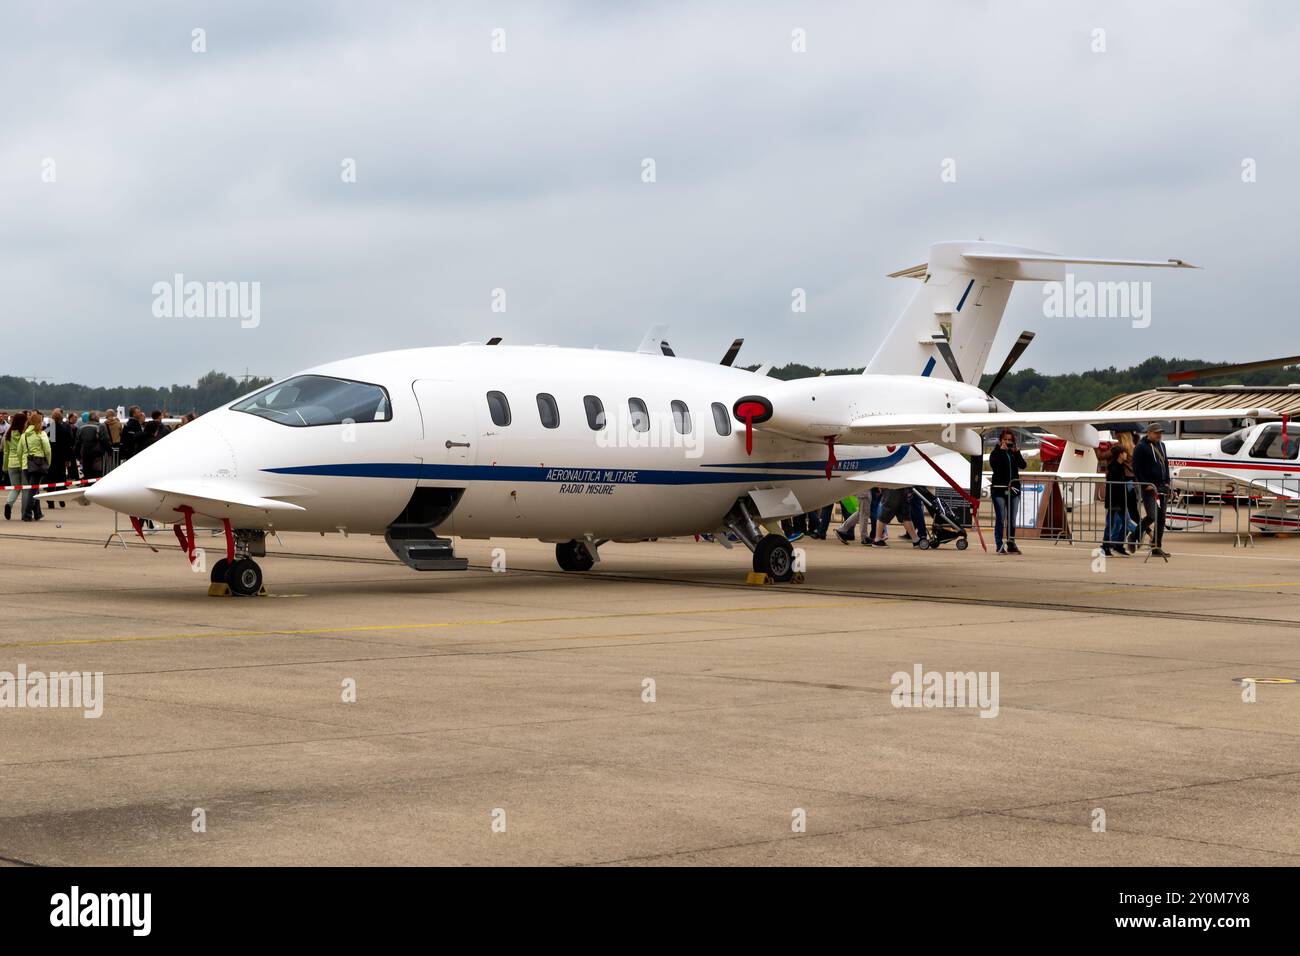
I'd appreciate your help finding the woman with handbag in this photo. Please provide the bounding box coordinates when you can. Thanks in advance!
[3,411,28,520]
[20,411,51,522]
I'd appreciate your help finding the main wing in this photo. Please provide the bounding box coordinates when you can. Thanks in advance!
[843,407,1275,442]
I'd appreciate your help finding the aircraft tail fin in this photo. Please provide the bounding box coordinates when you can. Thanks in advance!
[865,241,1196,385]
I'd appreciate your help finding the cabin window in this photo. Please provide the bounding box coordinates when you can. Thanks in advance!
[628,397,650,433]
[486,390,511,427]
[1219,427,1249,455]
[536,393,560,429]
[711,402,731,436]
[671,400,692,435]
[584,395,606,431]
[232,375,391,427]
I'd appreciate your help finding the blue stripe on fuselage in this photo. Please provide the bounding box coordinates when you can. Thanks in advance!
[264,446,912,484]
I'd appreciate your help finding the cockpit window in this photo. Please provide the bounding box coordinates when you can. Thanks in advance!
[232,375,391,427]
[1220,427,1250,455]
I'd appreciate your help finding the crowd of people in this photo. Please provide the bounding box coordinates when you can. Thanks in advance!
[776,422,1176,558]
[0,405,196,522]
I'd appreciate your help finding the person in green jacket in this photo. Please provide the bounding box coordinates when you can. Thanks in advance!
[3,411,29,520]
[19,413,51,522]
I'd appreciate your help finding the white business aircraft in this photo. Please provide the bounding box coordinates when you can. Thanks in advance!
[1161,421,1300,532]
[47,240,1274,594]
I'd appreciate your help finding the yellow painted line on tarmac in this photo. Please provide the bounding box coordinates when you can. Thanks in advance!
[0,600,867,649]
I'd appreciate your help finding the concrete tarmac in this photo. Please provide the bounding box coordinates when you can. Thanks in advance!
[2,502,1298,866]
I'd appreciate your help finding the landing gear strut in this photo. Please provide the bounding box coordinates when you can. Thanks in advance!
[204,526,266,596]
[722,498,795,583]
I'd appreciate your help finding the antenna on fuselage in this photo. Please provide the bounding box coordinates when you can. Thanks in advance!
[635,324,670,355]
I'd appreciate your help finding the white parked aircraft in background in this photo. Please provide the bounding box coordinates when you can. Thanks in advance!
[1164,421,1300,499]
[45,240,1274,594]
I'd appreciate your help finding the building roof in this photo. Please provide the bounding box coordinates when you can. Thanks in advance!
[1096,385,1300,417]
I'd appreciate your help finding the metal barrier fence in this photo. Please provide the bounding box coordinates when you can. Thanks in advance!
[994,475,1300,549]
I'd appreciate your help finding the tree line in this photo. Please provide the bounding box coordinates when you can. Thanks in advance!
[3,357,1295,416]
[0,370,274,416]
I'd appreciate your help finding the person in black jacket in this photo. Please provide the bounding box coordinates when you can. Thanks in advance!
[75,412,104,479]
[1133,422,1172,558]
[45,409,76,507]
[119,406,146,461]
[1102,447,1131,557]
[989,429,1026,555]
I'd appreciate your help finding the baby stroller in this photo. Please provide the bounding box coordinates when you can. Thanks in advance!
[912,487,969,551]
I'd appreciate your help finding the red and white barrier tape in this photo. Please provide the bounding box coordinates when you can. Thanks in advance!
[3,478,99,491]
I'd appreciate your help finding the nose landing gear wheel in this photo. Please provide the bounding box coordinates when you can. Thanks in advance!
[226,557,264,596]
[752,534,795,583]
[555,540,596,572]
[209,558,230,584]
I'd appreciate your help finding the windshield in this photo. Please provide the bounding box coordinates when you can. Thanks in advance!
[232,375,391,427]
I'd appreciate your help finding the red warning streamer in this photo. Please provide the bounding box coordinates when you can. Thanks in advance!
[735,401,766,456]
[910,444,988,553]
[173,505,197,565]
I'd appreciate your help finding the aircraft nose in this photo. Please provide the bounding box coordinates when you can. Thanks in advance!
[84,467,166,516]
[84,417,238,519]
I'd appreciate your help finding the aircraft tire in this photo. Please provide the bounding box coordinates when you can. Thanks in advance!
[555,540,595,572]
[226,558,263,596]
[209,558,229,584]
[752,534,794,582]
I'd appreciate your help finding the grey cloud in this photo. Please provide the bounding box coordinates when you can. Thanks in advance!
[2,0,1298,386]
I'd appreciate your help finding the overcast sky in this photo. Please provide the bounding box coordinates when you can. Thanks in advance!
[3,0,1297,387]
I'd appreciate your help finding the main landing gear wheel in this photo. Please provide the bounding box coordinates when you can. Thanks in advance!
[555,540,596,572]
[226,557,263,596]
[752,534,795,583]
[209,558,230,584]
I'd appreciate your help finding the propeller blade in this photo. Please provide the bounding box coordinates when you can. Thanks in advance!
[720,338,744,366]
[930,333,964,382]
[1167,354,1300,383]
[987,331,1035,396]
